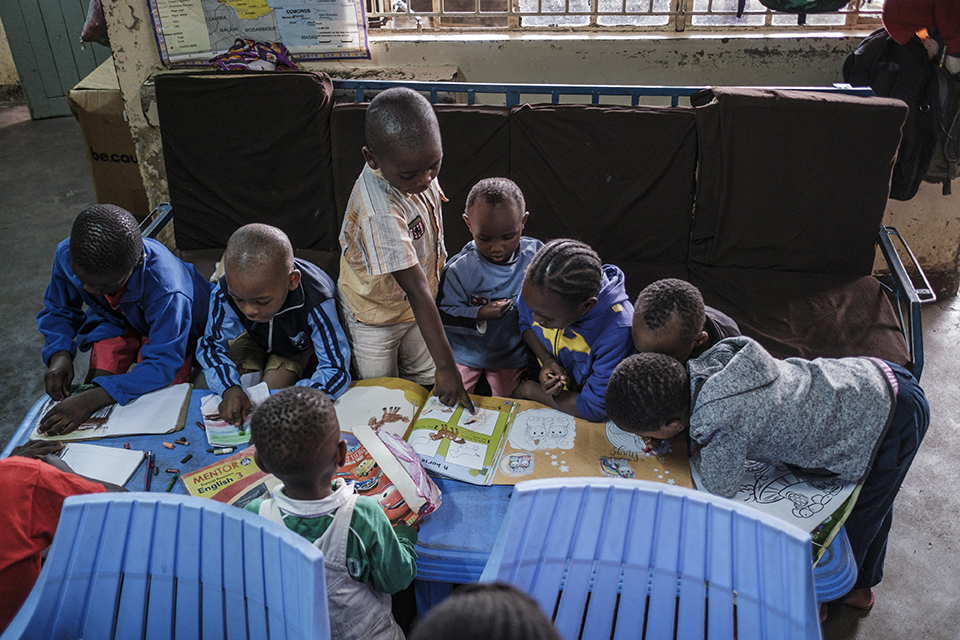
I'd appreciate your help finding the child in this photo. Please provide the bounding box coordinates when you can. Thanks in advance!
[632,278,740,362]
[605,337,930,613]
[36,204,212,435]
[437,178,543,397]
[196,223,351,425]
[246,387,416,640]
[408,583,561,640]
[1,440,125,631]
[515,239,635,422]
[338,87,473,412]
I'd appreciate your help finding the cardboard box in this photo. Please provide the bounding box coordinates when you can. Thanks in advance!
[67,59,150,220]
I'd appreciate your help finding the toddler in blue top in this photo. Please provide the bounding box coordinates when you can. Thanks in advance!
[515,239,635,422]
[437,178,543,397]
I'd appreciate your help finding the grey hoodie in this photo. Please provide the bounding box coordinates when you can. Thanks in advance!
[687,337,896,498]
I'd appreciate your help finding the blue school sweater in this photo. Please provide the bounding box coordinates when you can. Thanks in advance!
[517,265,635,422]
[37,238,213,405]
[197,259,352,399]
[437,237,543,370]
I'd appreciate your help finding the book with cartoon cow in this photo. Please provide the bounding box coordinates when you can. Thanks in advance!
[332,378,694,488]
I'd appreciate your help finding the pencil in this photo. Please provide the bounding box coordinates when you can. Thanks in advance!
[144,451,153,491]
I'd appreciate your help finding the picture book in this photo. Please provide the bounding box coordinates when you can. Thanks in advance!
[689,459,861,563]
[181,425,440,526]
[332,378,693,488]
[31,383,191,442]
[200,382,270,447]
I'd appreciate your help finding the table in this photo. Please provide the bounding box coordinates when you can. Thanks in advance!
[3,389,510,612]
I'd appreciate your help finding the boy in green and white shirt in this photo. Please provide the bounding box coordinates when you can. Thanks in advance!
[246,387,416,639]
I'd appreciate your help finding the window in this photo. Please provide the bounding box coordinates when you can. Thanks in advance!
[367,0,883,32]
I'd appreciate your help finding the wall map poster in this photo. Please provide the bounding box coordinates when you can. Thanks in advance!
[147,0,369,64]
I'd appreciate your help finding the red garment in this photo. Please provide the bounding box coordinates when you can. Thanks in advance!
[90,328,193,383]
[0,458,105,631]
[883,0,960,55]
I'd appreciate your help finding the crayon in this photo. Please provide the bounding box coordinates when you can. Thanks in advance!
[123,442,130,450]
[196,421,206,431]
[165,468,180,474]
[166,474,179,492]
[163,442,175,449]
[180,454,193,463]
[144,451,153,491]
[213,447,235,455]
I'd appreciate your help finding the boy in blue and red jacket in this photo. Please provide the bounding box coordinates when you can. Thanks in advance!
[37,205,213,435]
[515,239,635,422]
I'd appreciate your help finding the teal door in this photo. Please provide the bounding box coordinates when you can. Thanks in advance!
[0,0,110,119]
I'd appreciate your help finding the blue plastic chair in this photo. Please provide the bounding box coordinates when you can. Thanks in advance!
[481,478,822,640]
[813,525,857,603]
[2,493,330,640]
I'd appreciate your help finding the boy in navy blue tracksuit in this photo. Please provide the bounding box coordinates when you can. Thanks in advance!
[36,205,213,435]
[197,223,351,425]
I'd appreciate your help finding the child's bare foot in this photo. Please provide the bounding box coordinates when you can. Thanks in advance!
[842,588,875,611]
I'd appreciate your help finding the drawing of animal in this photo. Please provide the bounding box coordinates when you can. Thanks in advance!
[430,426,466,444]
[368,406,410,432]
[506,453,533,475]
[524,419,547,447]
[599,456,635,479]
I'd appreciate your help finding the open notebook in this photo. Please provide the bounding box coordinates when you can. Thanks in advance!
[31,383,192,441]
[57,442,146,486]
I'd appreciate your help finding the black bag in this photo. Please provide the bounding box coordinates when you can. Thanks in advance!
[843,28,939,201]
[758,0,849,13]
[924,57,960,195]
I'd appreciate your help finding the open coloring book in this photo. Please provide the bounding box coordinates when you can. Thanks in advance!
[332,378,693,488]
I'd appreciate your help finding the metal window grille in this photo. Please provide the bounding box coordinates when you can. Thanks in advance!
[366,0,883,32]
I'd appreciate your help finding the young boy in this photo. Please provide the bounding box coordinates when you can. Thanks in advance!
[437,178,543,397]
[1,441,125,631]
[197,223,351,425]
[605,337,930,612]
[36,204,212,435]
[338,87,473,412]
[632,278,740,362]
[515,239,635,422]
[246,387,416,640]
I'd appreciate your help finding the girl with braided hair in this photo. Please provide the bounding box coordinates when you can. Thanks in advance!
[514,239,635,422]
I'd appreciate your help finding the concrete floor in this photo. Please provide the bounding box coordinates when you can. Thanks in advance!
[1,101,959,639]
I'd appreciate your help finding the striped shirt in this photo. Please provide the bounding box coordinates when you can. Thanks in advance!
[338,164,446,325]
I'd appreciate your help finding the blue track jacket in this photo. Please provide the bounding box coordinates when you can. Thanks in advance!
[197,259,352,399]
[37,238,214,405]
[517,265,635,422]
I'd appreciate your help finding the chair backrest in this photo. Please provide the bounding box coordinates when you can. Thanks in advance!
[480,478,821,640]
[2,493,330,640]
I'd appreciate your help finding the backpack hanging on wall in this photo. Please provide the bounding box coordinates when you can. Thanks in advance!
[843,28,939,201]
[924,55,960,195]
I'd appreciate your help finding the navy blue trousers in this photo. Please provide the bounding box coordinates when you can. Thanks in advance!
[842,362,930,593]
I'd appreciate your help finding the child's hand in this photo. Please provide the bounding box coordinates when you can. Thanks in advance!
[539,362,568,397]
[220,386,252,426]
[10,440,65,459]
[45,352,74,401]
[433,366,475,414]
[475,299,514,321]
[38,393,101,435]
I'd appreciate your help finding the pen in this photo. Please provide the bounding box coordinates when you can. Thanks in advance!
[144,450,153,491]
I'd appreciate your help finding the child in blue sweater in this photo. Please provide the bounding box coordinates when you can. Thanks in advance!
[36,205,212,435]
[515,239,635,422]
[437,178,543,397]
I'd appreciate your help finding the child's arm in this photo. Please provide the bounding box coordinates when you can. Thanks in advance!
[572,327,636,422]
[195,289,250,424]
[437,266,512,331]
[37,251,90,400]
[393,265,474,412]
[351,500,419,594]
[691,428,748,498]
[297,298,352,400]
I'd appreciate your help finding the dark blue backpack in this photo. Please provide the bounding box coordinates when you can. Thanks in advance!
[843,28,940,201]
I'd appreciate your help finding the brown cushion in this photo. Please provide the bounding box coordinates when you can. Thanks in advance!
[508,103,697,296]
[156,71,338,252]
[690,88,907,276]
[330,103,368,225]
[690,265,910,365]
